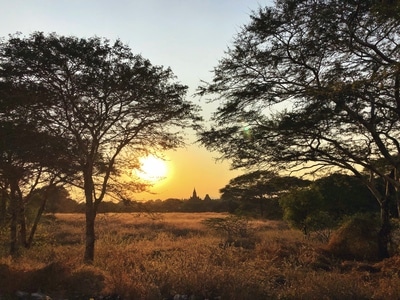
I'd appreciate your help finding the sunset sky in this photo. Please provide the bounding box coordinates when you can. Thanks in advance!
[0,0,273,200]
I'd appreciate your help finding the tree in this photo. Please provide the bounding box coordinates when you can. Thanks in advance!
[0,50,79,255]
[0,118,73,254]
[314,173,379,219]
[0,32,200,263]
[0,132,67,253]
[220,170,310,218]
[198,0,400,258]
[280,173,379,236]
[280,187,326,235]
[33,185,78,213]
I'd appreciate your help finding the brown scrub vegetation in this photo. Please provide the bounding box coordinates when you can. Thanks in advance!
[1,213,400,299]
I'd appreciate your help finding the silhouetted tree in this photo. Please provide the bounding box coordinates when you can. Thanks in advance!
[314,173,379,219]
[280,173,379,235]
[0,51,80,254]
[0,32,200,263]
[198,0,400,258]
[162,198,184,212]
[32,185,78,213]
[280,187,325,235]
[220,171,310,218]
[0,119,73,254]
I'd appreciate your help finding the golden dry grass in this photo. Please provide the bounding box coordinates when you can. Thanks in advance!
[1,212,400,299]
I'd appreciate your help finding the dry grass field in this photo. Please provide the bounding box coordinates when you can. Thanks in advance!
[1,212,400,299]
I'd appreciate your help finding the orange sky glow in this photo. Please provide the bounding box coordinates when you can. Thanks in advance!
[134,145,242,201]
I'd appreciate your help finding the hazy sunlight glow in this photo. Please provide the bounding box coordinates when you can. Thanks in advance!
[136,155,168,183]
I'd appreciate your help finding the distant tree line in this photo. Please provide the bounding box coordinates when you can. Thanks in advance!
[14,172,381,227]
[219,171,381,231]
[24,189,228,214]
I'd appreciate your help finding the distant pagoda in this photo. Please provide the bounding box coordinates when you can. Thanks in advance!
[188,188,201,201]
[188,188,212,201]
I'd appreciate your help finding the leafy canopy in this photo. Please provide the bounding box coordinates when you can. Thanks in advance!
[0,32,201,262]
[0,32,200,194]
[198,0,400,182]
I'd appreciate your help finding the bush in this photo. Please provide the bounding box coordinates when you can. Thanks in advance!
[202,215,257,249]
[325,213,380,261]
[280,187,325,235]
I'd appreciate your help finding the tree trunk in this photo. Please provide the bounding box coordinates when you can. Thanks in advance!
[367,171,392,259]
[27,195,48,248]
[9,199,17,255]
[258,198,264,218]
[84,203,96,264]
[0,189,7,225]
[378,200,390,259]
[378,177,393,259]
[83,167,97,264]
[9,184,18,256]
[18,198,28,248]
[396,189,400,218]
[394,169,400,219]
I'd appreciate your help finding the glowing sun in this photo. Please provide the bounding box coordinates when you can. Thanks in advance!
[136,155,168,182]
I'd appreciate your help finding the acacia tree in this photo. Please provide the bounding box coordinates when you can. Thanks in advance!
[280,173,379,236]
[0,77,75,254]
[0,32,200,263]
[280,187,325,235]
[220,170,309,218]
[0,120,72,254]
[198,0,400,258]
[314,173,379,219]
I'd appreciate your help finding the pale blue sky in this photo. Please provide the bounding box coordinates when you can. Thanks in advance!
[0,1,270,101]
[0,0,274,200]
